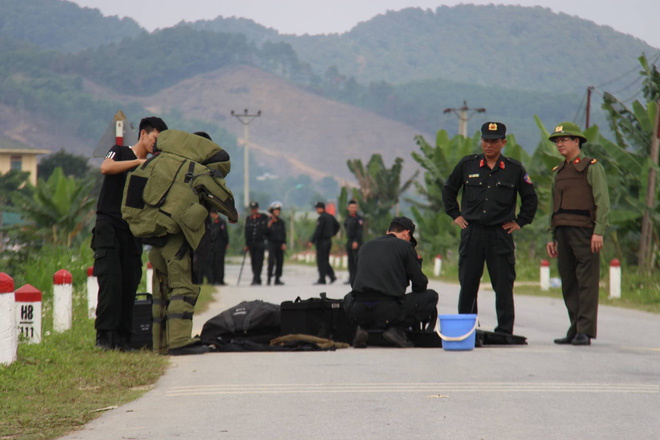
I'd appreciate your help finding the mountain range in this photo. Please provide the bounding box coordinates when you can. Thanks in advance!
[0,0,657,192]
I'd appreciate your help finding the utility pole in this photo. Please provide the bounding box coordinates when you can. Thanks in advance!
[443,100,486,137]
[230,109,261,209]
[638,98,660,271]
[586,86,594,129]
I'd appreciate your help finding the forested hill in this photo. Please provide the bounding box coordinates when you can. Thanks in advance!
[192,5,657,92]
[0,0,143,52]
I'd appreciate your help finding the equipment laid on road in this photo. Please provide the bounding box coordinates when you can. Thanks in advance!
[475,329,527,346]
[280,293,355,344]
[130,293,153,350]
[201,300,281,346]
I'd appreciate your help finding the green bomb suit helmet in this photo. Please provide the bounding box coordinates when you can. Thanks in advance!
[548,121,587,144]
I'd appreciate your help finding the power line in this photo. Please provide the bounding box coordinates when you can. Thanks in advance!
[572,89,588,124]
[594,50,660,89]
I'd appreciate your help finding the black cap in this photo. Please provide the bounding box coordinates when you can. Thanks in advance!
[390,216,417,247]
[315,201,325,209]
[481,122,507,140]
[249,201,259,209]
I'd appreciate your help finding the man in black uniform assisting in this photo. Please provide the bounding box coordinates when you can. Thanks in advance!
[442,122,538,335]
[244,201,268,285]
[309,201,339,285]
[93,116,168,350]
[343,216,438,348]
[343,200,364,284]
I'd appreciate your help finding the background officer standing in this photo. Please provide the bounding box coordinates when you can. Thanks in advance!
[309,201,339,285]
[344,200,364,284]
[546,122,610,346]
[244,201,269,285]
[205,210,229,285]
[266,201,286,285]
[442,122,538,335]
[93,116,167,350]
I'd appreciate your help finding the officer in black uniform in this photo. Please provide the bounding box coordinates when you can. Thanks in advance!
[244,201,268,285]
[309,201,339,285]
[93,116,168,350]
[266,201,286,285]
[343,216,438,348]
[205,210,229,285]
[344,200,364,284]
[442,122,538,335]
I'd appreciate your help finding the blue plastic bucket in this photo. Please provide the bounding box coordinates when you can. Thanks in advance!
[437,314,478,351]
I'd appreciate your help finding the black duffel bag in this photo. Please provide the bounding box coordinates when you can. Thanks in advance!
[201,300,281,345]
[280,293,355,344]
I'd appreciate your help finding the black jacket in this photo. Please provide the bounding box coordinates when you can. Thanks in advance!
[344,213,364,244]
[266,217,287,245]
[310,211,339,243]
[442,153,538,227]
[351,234,427,297]
[245,213,269,247]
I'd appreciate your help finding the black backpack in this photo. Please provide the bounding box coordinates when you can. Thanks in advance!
[201,300,281,345]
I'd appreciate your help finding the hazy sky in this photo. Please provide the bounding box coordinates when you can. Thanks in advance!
[71,0,660,49]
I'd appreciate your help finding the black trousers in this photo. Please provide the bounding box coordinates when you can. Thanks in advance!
[205,242,227,284]
[458,224,516,334]
[249,241,265,283]
[346,242,360,282]
[315,238,335,282]
[556,226,600,338]
[92,218,142,338]
[267,241,284,279]
[343,290,439,329]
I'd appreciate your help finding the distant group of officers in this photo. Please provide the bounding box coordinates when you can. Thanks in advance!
[93,115,609,354]
[242,200,365,287]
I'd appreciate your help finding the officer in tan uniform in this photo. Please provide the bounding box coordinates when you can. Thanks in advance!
[546,122,610,346]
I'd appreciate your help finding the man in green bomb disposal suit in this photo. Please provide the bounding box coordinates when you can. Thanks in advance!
[546,122,610,346]
[122,129,238,356]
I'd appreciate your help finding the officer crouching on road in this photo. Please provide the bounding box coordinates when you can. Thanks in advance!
[343,217,439,348]
[442,122,538,335]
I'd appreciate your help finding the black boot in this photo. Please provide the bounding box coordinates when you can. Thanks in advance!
[95,330,115,350]
[267,276,272,285]
[274,278,284,285]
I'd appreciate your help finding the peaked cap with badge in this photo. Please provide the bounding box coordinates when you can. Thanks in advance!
[481,121,507,139]
[548,121,587,144]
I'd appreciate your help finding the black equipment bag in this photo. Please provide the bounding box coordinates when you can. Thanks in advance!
[201,300,281,345]
[475,329,527,346]
[131,293,153,349]
[280,293,355,344]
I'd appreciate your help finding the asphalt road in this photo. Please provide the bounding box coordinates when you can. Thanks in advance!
[61,262,660,440]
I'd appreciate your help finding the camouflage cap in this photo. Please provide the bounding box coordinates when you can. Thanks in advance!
[548,121,587,143]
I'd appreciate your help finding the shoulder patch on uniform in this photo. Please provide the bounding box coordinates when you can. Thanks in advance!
[523,173,533,184]
[590,159,597,164]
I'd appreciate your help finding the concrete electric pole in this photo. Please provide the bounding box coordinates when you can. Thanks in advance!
[230,109,262,209]
[443,101,486,137]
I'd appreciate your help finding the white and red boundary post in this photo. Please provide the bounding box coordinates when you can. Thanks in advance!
[116,119,124,146]
[15,284,42,344]
[86,267,98,319]
[609,259,621,299]
[433,255,442,277]
[342,253,348,269]
[146,261,153,294]
[540,260,550,291]
[0,273,17,366]
[53,269,73,333]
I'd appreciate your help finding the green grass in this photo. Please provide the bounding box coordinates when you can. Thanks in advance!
[0,288,168,440]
